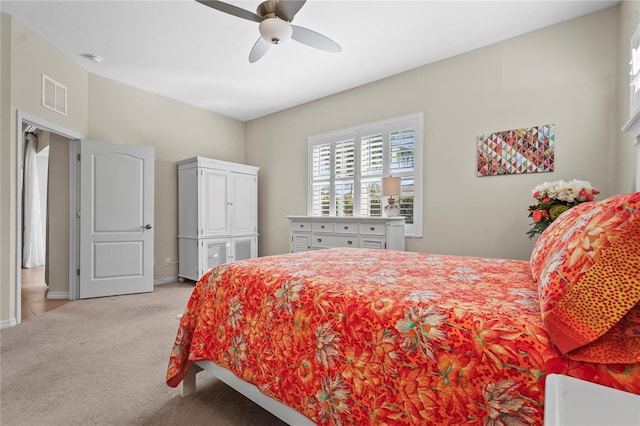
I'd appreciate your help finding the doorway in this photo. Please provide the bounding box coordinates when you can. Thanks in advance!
[20,126,73,321]
[15,111,83,325]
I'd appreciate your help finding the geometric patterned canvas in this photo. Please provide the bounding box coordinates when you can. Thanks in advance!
[477,124,555,176]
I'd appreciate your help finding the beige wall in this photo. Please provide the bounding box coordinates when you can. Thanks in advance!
[1,14,245,325]
[87,74,246,280]
[618,0,640,192]
[1,13,13,325]
[1,5,637,325]
[246,7,624,261]
[1,14,88,326]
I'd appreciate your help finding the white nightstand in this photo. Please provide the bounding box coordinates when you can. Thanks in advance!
[545,374,640,425]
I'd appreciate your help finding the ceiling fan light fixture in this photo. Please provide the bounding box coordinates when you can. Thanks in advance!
[259,18,292,45]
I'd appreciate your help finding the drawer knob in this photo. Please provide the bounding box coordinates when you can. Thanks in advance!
[321,225,325,229]
[300,224,304,228]
[347,240,353,245]
[370,227,375,231]
[317,238,322,243]
[344,226,349,230]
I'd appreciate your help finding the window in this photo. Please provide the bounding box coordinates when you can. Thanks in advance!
[308,113,423,237]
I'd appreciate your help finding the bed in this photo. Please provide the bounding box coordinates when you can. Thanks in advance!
[166,191,640,425]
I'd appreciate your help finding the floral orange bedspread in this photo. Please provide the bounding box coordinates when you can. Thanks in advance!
[166,248,640,425]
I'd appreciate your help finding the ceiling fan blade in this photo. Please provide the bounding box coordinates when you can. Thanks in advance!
[291,25,341,52]
[196,0,263,23]
[249,37,271,63]
[275,0,306,22]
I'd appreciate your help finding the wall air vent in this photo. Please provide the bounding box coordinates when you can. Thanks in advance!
[42,74,67,116]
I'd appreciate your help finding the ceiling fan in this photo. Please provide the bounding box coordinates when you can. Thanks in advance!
[196,0,341,63]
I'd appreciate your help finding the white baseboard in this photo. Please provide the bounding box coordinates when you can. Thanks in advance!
[47,292,69,300]
[0,318,18,329]
[154,276,179,286]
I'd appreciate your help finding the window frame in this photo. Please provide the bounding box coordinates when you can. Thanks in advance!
[307,113,423,237]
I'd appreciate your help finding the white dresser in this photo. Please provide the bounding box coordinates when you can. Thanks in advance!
[178,157,259,281]
[287,216,405,253]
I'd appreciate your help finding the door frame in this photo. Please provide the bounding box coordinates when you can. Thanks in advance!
[15,110,83,324]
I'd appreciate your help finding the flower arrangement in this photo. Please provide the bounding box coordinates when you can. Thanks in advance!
[526,179,599,239]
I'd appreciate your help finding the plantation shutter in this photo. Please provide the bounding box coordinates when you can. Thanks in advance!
[389,128,416,224]
[311,143,331,216]
[360,134,384,216]
[308,113,423,236]
[334,139,355,216]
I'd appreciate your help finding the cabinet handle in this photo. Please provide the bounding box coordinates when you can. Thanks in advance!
[320,225,325,229]
[370,227,375,231]
[347,240,353,245]
[317,238,322,243]
[344,226,349,230]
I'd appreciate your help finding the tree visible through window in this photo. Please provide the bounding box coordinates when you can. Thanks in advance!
[308,114,423,237]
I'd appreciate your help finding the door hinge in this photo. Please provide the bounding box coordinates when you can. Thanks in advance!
[77,268,80,276]
[77,153,81,161]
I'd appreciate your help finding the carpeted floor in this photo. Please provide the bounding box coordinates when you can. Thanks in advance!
[0,283,287,426]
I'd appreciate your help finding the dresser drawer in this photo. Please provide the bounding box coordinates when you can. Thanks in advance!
[359,223,386,235]
[288,216,405,253]
[334,222,357,234]
[291,220,312,232]
[312,234,358,248]
[312,222,334,233]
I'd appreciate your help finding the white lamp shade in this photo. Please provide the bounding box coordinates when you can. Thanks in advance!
[259,18,292,44]
[382,176,401,197]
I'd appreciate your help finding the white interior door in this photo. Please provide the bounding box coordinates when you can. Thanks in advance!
[79,141,154,298]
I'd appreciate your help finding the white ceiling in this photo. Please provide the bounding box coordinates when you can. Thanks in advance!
[1,0,619,122]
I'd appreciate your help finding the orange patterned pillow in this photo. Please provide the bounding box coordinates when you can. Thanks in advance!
[530,192,640,363]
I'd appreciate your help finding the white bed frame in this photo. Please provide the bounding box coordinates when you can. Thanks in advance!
[179,137,640,424]
[182,361,314,425]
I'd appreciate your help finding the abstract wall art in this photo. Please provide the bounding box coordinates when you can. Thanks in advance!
[477,124,555,177]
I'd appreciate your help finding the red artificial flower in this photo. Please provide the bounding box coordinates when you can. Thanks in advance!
[542,197,551,203]
[579,189,594,201]
[533,190,540,199]
[532,210,543,222]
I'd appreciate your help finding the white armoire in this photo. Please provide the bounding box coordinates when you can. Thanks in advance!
[177,157,259,281]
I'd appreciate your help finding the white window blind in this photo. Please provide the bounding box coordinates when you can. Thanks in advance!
[308,113,423,237]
